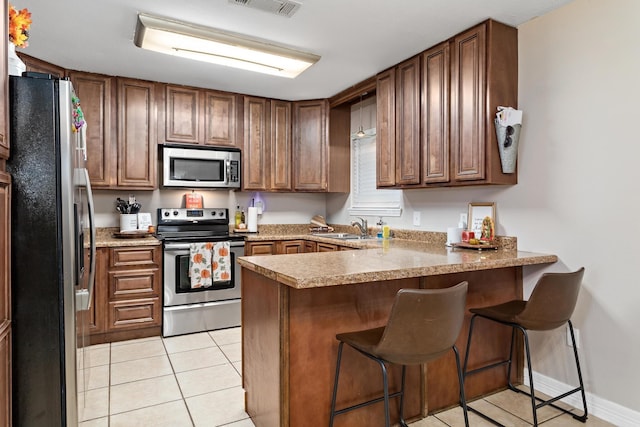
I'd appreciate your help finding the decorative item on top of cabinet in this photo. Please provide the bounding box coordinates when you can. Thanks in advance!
[68,72,116,188]
[117,78,157,189]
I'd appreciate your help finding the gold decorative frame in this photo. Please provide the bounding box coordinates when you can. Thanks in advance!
[468,202,496,238]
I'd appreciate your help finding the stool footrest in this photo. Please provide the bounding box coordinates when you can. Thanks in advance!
[333,390,403,417]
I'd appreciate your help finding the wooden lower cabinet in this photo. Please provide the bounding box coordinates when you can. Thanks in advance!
[303,241,317,253]
[246,240,355,256]
[277,240,304,254]
[316,242,338,252]
[0,327,10,427]
[89,245,162,344]
[245,241,276,256]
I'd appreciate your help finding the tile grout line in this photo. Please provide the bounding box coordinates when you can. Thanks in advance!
[161,335,197,427]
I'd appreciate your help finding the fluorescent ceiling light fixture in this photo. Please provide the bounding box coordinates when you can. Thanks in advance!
[134,13,320,78]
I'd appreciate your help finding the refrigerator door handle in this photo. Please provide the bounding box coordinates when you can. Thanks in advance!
[84,168,96,309]
[74,168,96,311]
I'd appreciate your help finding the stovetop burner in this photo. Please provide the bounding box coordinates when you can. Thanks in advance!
[156,208,243,243]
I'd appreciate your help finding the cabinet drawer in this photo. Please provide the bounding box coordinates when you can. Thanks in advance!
[110,246,159,268]
[108,269,159,299]
[108,298,161,330]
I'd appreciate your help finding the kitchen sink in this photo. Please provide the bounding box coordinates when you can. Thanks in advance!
[310,233,376,240]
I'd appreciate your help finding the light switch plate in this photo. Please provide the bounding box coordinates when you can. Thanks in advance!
[413,211,421,226]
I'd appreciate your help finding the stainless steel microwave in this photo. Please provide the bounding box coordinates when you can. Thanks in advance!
[162,145,241,189]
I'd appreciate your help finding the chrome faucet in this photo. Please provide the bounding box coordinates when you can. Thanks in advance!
[351,217,368,237]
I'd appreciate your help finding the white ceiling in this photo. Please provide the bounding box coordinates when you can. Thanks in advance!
[20,0,573,101]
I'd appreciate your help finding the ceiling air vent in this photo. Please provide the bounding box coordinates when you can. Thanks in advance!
[228,0,302,18]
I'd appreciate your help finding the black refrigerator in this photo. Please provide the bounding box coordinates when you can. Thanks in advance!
[7,74,96,426]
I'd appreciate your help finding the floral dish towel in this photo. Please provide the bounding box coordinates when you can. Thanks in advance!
[189,242,213,289]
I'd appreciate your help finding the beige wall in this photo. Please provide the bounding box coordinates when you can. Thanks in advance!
[328,0,640,415]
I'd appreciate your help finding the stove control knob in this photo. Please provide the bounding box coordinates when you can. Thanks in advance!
[173,210,179,216]
[163,211,170,217]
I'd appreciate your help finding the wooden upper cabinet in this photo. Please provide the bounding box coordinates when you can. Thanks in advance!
[293,99,328,191]
[204,91,238,146]
[243,96,269,191]
[117,78,157,189]
[395,56,421,185]
[421,42,450,184]
[68,72,116,188]
[451,24,486,181]
[450,20,517,185]
[376,19,517,189]
[165,85,201,144]
[17,53,65,78]
[162,85,238,147]
[270,100,292,190]
[376,69,396,187]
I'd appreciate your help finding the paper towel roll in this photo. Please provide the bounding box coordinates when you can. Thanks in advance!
[247,207,258,232]
[446,227,463,246]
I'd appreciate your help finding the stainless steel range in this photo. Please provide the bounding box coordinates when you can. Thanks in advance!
[156,208,245,337]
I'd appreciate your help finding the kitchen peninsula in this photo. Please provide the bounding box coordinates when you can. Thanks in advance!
[238,236,557,427]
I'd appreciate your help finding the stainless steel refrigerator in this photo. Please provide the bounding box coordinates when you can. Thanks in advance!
[8,74,96,426]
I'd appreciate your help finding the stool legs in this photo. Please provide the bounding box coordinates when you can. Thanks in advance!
[329,342,344,427]
[463,315,588,426]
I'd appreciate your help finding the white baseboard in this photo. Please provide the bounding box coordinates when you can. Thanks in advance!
[525,369,640,427]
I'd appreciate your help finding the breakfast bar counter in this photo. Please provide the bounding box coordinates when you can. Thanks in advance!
[238,239,557,427]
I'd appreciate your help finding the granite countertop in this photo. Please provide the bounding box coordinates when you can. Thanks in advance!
[94,227,161,247]
[238,237,557,289]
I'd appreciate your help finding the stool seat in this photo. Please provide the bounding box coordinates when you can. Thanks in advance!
[329,282,470,427]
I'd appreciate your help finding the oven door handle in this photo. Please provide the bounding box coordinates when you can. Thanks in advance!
[164,241,245,251]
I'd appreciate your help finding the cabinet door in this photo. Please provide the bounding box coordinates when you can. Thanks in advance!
[270,100,292,190]
[165,85,201,144]
[317,242,338,252]
[376,69,396,187]
[69,72,116,188]
[304,241,317,253]
[204,91,238,146]
[245,241,275,256]
[88,248,107,335]
[243,96,269,191]
[421,42,450,184]
[293,100,327,191]
[277,240,304,254]
[395,56,421,185]
[451,24,486,181]
[117,78,157,189]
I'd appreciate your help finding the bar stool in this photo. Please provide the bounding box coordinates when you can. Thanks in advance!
[329,282,469,427]
[462,268,588,426]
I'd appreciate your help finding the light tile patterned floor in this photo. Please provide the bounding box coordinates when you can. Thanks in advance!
[78,327,613,427]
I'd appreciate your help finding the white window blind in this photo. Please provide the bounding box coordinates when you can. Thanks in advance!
[349,131,402,217]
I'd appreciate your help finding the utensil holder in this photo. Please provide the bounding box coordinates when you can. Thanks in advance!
[120,214,138,232]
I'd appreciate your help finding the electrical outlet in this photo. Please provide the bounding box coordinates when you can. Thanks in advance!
[413,211,421,226]
[460,213,468,226]
[566,326,580,348]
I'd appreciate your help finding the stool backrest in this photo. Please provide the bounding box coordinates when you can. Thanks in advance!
[517,267,585,330]
[374,282,468,365]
